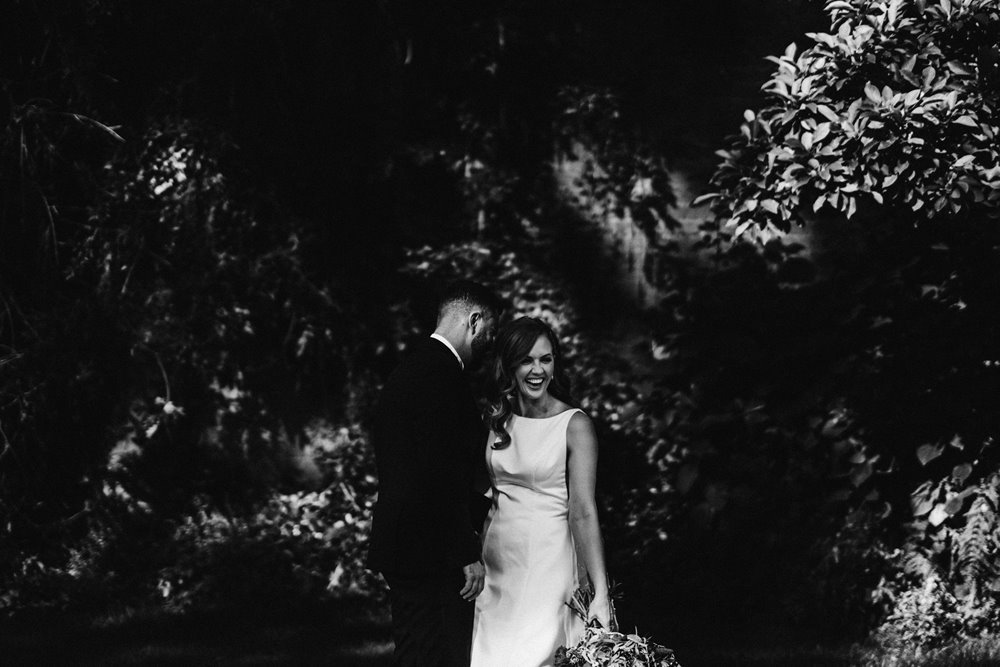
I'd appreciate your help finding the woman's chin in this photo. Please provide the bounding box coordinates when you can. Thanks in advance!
[518,386,548,402]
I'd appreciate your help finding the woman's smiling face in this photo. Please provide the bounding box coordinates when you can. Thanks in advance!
[514,334,554,402]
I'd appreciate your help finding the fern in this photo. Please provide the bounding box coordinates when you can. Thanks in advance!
[953,474,1000,592]
[901,549,934,581]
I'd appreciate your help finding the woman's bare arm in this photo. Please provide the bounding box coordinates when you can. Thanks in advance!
[567,411,614,628]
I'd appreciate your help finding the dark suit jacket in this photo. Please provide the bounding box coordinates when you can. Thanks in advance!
[367,338,491,577]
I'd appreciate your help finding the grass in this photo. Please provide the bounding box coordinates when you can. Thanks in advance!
[0,596,393,666]
[852,637,1000,667]
[5,597,1000,666]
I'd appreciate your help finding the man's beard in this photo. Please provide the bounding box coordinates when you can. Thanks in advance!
[470,332,491,368]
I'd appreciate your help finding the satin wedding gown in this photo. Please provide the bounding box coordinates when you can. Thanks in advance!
[471,409,585,667]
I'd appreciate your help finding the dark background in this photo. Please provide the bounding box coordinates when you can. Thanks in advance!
[4,1,1000,665]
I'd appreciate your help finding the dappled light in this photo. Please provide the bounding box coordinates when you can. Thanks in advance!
[2,1,999,665]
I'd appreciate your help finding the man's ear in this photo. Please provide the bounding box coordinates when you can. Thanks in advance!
[469,310,483,334]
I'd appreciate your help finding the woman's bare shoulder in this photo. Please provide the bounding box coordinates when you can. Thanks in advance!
[567,409,596,440]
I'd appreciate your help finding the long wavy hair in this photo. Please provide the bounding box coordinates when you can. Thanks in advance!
[487,317,575,449]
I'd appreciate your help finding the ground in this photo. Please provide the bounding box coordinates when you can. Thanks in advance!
[4,597,1000,666]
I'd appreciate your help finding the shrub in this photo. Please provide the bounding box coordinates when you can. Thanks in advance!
[152,421,382,612]
[690,0,1000,644]
[700,0,1000,238]
[1,420,382,618]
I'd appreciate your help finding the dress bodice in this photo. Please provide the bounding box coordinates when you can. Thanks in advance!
[488,409,581,521]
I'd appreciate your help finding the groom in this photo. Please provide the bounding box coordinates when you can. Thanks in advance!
[368,280,502,667]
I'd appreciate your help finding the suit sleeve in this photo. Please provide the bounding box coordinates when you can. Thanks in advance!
[411,373,483,568]
[470,431,493,530]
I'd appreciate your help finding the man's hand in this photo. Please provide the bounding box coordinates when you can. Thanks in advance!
[459,560,485,601]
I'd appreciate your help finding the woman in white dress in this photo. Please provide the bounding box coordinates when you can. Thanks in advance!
[471,317,614,667]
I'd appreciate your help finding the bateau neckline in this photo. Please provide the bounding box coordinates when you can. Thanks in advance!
[514,408,578,421]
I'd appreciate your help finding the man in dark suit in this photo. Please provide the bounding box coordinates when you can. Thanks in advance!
[368,281,502,667]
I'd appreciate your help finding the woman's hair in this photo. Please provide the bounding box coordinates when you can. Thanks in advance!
[487,317,575,449]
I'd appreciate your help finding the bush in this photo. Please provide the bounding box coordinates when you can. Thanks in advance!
[701,0,1000,238]
[1,420,382,618]
[688,0,1000,645]
[155,421,383,612]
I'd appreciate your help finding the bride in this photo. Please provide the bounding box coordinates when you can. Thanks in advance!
[471,317,614,667]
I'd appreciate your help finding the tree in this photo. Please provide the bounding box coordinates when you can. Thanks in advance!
[693,0,1000,644]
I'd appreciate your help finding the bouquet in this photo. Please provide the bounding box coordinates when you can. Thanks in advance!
[554,585,681,667]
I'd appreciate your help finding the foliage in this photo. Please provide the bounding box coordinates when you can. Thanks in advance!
[700,0,1000,239]
[1,119,355,587]
[80,121,353,506]
[2,2,364,588]
[154,421,382,612]
[873,574,985,653]
[857,635,1000,667]
[688,0,1000,645]
[11,0,1000,654]
[1,420,381,617]
[555,85,677,236]
[555,625,680,667]
[863,472,1000,652]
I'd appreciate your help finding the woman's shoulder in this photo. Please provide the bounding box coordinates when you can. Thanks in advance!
[565,407,594,432]
[549,401,584,420]
[565,410,597,454]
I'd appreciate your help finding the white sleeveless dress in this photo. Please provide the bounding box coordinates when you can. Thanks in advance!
[471,409,585,667]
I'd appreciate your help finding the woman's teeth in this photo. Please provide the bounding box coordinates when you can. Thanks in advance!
[525,377,545,389]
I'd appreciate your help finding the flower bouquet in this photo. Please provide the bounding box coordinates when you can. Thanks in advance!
[554,585,681,667]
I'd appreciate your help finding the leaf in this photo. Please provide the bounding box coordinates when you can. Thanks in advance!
[928,504,948,526]
[817,104,840,122]
[912,497,936,518]
[953,154,975,168]
[850,461,873,487]
[922,66,936,87]
[864,82,882,104]
[760,199,780,214]
[944,489,974,515]
[813,123,831,143]
[916,443,943,466]
[946,61,974,76]
[691,193,719,206]
[813,194,828,212]
[953,115,978,128]
[67,113,126,143]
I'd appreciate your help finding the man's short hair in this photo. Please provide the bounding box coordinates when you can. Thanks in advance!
[436,280,503,323]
